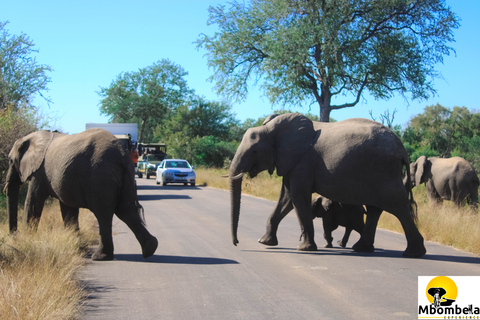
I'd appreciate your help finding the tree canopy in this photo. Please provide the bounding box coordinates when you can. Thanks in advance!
[98,59,192,142]
[403,104,480,171]
[0,21,52,110]
[197,0,459,122]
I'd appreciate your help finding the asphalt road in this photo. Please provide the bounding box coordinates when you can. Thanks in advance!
[81,177,480,319]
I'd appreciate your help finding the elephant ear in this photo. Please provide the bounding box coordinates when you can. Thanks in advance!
[265,113,317,176]
[11,131,54,182]
[321,197,333,211]
[415,155,428,185]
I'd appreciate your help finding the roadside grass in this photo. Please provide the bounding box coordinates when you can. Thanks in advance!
[196,168,480,256]
[0,200,97,320]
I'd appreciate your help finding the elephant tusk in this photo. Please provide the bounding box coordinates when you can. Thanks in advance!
[3,182,9,195]
[230,172,244,180]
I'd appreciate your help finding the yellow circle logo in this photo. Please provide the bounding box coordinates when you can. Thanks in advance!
[426,276,457,307]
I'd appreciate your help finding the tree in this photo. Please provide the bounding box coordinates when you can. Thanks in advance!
[154,97,240,167]
[0,21,52,110]
[0,106,39,183]
[98,59,192,142]
[197,0,459,122]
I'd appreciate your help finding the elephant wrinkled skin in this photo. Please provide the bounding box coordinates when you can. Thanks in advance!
[229,113,426,258]
[410,156,479,207]
[5,129,158,261]
[311,195,365,248]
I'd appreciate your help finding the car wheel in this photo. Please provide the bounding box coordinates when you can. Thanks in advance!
[138,172,143,178]
[156,180,160,185]
[191,183,196,187]
[162,182,167,186]
[146,173,150,179]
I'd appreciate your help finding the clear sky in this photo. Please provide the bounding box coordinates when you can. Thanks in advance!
[2,0,478,134]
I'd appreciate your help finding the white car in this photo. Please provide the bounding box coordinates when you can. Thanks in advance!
[156,159,196,186]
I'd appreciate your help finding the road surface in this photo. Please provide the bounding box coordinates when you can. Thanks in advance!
[81,177,480,319]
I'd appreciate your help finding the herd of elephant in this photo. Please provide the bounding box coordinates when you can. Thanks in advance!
[3,113,479,260]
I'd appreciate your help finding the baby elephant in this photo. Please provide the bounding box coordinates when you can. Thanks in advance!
[311,195,365,248]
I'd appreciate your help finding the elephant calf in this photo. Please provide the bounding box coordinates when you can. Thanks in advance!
[311,195,365,248]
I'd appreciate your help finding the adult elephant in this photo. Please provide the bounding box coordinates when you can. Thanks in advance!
[410,156,479,207]
[229,113,426,258]
[4,129,158,261]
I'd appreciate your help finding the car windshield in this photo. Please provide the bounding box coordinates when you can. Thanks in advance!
[147,155,164,161]
[165,161,190,169]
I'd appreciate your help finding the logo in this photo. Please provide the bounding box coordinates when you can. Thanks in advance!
[418,276,480,319]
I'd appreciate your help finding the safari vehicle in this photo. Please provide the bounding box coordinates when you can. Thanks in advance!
[137,143,167,179]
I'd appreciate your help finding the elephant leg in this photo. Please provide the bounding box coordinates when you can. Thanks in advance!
[115,204,158,259]
[338,227,353,248]
[23,178,47,230]
[60,202,79,231]
[323,230,333,248]
[352,206,382,253]
[389,205,426,258]
[291,190,317,251]
[92,212,115,261]
[259,179,294,246]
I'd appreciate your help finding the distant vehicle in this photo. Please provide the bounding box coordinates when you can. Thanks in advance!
[156,159,196,186]
[137,143,167,179]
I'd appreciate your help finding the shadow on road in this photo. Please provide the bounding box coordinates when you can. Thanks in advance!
[113,254,239,265]
[247,247,480,264]
[137,194,191,201]
[136,184,203,191]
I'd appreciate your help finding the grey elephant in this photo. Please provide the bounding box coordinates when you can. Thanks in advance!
[4,129,158,261]
[311,195,365,248]
[410,156,479,207]
[229,113,425,258]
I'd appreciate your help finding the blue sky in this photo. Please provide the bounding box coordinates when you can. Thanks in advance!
[2,0,478,134]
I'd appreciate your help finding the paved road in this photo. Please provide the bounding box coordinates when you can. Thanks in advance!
[81,177,480,319]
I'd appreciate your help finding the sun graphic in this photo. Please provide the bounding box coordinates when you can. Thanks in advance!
[426,276,458,304]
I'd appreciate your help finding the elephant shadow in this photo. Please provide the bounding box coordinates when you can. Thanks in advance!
[257,247,480,264]
[137,194,192,201]
[111,254,239,265]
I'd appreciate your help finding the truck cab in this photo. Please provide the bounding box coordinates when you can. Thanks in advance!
[137,143,167,179]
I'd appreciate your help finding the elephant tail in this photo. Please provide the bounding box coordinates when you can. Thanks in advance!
[403,155,418,223]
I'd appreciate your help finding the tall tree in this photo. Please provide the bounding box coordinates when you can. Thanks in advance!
[197,0,459,122]
[98,59,192,142]
[0,21,52,110]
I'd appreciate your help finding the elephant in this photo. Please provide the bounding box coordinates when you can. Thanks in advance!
[311,195,365,248]
[4,129,158,261]
[229,113,426,258]
[410,156,479,207]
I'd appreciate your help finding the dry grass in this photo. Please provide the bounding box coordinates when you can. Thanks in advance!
[196,168,282,201]
[0,200,97,320]
[377,185,480,255]
[197,168,480,256]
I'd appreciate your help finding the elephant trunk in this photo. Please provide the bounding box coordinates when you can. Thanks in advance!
[5,166,21,233]
[230,173,244,246]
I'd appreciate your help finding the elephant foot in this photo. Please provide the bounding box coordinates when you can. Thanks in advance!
[258,234,278,246]
[92,249,114,261]
[324,243,333,248]
[337,240,347,248]
[142,236,158,258]
[402,243,426,258]
[352,240,374,253]
[297,242,317,251]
